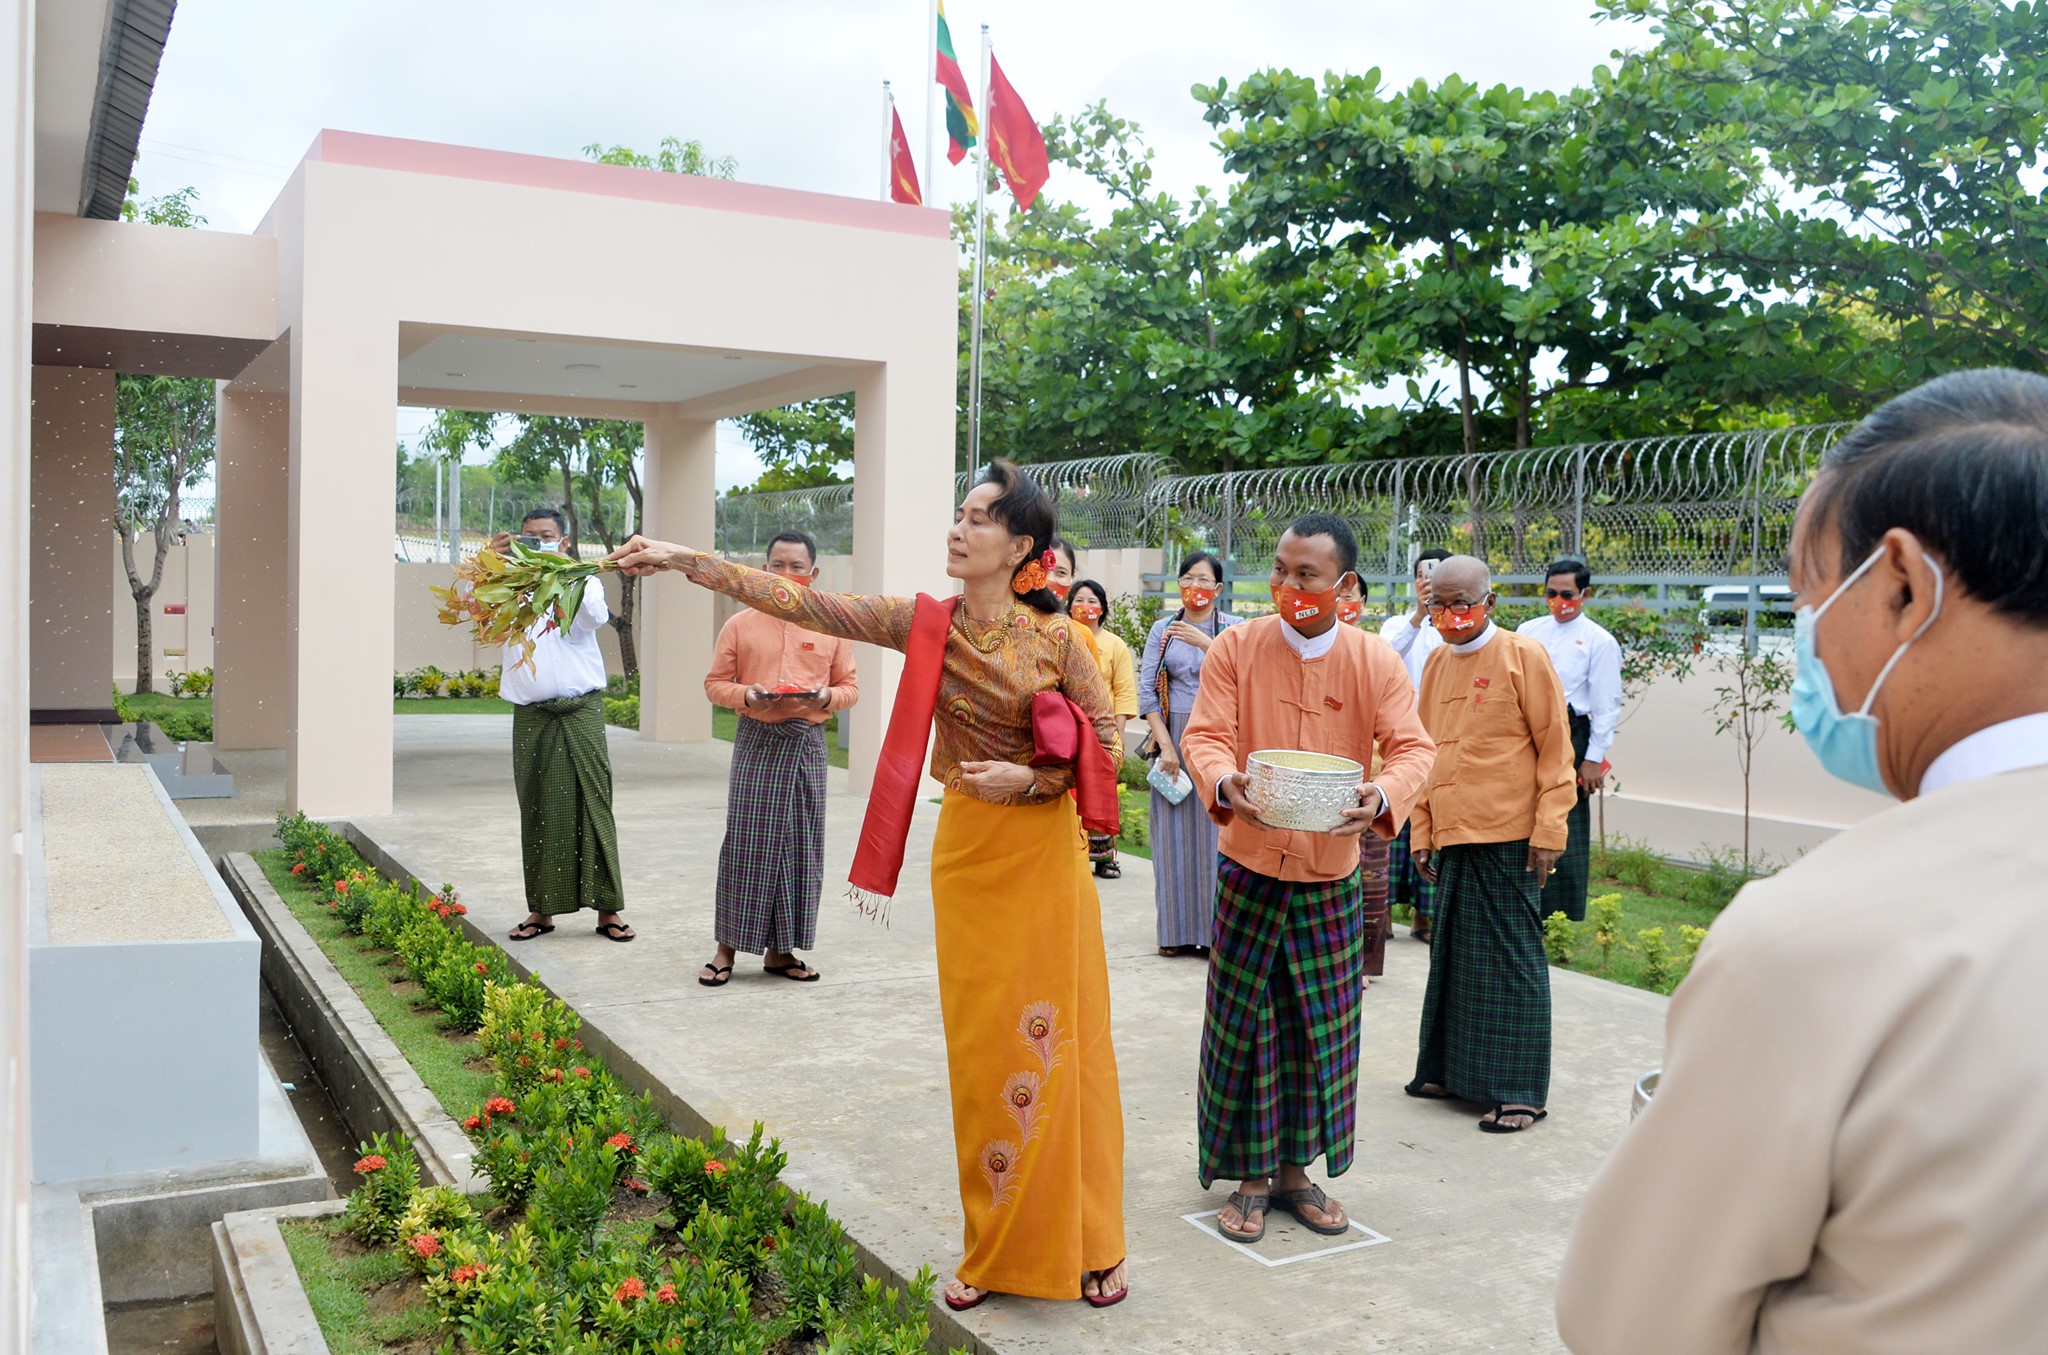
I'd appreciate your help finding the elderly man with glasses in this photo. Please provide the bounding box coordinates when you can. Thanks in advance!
[1559,372,2048,1354]
[1514,558,1623,922]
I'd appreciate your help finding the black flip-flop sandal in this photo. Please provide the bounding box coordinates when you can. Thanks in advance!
[1094,861,1122,879]
[698,963,732,988]
[1478,1104,1548,1134]
[1404,1081,1454,1100]
[1272,1184,1350,1236]
[508,920,555,941]
[1217,1190,1268,1244]
[594,920,635,943]
[764,959,821,982]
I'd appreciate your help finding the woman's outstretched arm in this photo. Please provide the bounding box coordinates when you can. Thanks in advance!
[610,537,916,651]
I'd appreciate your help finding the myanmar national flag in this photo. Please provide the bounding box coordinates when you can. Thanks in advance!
[935,1,978,165]
[987,55,1050,211]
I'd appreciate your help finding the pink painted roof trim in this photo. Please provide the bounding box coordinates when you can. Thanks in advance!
[306,131,952,240]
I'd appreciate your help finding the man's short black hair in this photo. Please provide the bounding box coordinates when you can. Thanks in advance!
[520,506,567,535]
[1546,557,1592,591]
[1415,547,1452,571]
[1811,367,2048,628]
[1283,513,1358,576]
[767,530,818,566]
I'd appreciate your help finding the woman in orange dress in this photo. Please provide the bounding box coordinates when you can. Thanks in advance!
[610,462,1129,1309]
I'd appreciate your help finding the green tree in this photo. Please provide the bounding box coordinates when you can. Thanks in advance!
[1194,61,1824,463]
[114,183,212,695]
[115,375,213,695]
[970,104,1374,475]
[732,394,852,492]
[493,416,644,674]
[1601,0,2048,389]
[582,136,736,179]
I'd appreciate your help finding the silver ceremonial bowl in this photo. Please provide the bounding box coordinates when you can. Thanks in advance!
[1631,1069,1661,1121]
[1245,749,1364,832]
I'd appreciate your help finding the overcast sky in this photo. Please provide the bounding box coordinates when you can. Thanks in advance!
[134,0,1642,490]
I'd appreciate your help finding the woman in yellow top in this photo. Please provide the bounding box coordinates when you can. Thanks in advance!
[609,462,1130,1311]
[1068,578,1138,879]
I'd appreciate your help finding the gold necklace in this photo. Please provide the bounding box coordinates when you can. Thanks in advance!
[958,602,1020,653]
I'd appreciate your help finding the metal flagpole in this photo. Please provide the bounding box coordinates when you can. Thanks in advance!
[924,0,939,194]
[447,453,462,563]
[966,25,991,481]
[881,81,894,200]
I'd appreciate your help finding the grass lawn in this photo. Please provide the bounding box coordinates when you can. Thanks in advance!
[1386,835,1745,996]
[394,696,512,715]
[252,851,494,1116]
[279,1216,439,1355]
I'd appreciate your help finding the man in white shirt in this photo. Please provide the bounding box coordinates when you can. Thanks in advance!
[488,509,633,944]
[1380,548,1450,941]
[1558,367,2048,1355]
[1516,558,1623,921]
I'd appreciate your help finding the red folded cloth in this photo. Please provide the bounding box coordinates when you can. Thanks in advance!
[1031,689,1119,837]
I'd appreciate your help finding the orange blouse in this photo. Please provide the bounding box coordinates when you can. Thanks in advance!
[704,558,1119,804]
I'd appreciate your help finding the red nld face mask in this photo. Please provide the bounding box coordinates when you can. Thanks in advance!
[1049,580,1072,602]
[1338,599,1365,626]
[1180,585,1217,612]
[1273,581,1339,626]
[1070,601,1104,625]
[1434,602,1488,640]
[1546,594,1581,621]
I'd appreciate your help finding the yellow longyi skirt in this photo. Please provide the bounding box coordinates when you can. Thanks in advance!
[930,790,1127,1299]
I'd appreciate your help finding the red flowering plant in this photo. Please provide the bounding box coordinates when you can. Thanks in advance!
[394,1184,476,1276]
[341,1132,420,1245]
[476,980,583,1093]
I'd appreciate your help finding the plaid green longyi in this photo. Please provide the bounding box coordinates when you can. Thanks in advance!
[1197,860,1366,1187]
[1409,839,1551,1107]
[511,693,624,917]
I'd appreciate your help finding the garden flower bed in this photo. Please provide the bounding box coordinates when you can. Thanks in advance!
[260,813,946,1354]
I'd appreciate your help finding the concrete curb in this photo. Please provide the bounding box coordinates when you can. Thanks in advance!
[220,852,479,1192]
[211,1199,344,1355]
[340,823,989,1355]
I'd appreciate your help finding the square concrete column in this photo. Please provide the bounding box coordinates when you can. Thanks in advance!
[29,366,116,719]
[847,361,954,796]
[286,318,398,816]
[639,409,715,744]
[214,379,289,749]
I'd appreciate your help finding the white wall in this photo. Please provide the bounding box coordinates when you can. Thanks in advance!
[3,0,35,1339]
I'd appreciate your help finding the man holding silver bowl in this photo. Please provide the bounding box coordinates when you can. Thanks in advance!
[1179,514,1436,1245]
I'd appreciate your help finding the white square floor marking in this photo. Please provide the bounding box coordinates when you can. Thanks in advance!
[1180,1209,1392,1267]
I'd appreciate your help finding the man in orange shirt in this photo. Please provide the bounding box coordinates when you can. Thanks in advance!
[1180,515,1436,1245]
[1404,554,1576,1132]
[699,531,858,988]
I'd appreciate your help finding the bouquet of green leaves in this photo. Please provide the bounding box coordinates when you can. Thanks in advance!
[431,542,618,674]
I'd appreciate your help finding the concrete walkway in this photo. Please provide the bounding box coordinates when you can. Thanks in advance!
[334,717,1659,1354]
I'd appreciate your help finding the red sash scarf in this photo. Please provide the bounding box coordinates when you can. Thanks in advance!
[848,595,956,919]
[847,596,1121,920]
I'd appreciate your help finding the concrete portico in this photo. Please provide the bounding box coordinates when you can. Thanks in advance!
[31,128,957,813]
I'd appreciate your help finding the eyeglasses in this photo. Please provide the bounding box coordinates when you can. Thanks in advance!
[1544,588,1582,600]
[1178,575,1218,587]
[1427,599,1485,613]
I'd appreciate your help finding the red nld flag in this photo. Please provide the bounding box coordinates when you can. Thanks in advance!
[889,104,922,205]
[986,55,1050,211]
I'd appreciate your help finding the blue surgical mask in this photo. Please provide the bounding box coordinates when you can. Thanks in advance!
[1790,546,1943,796]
